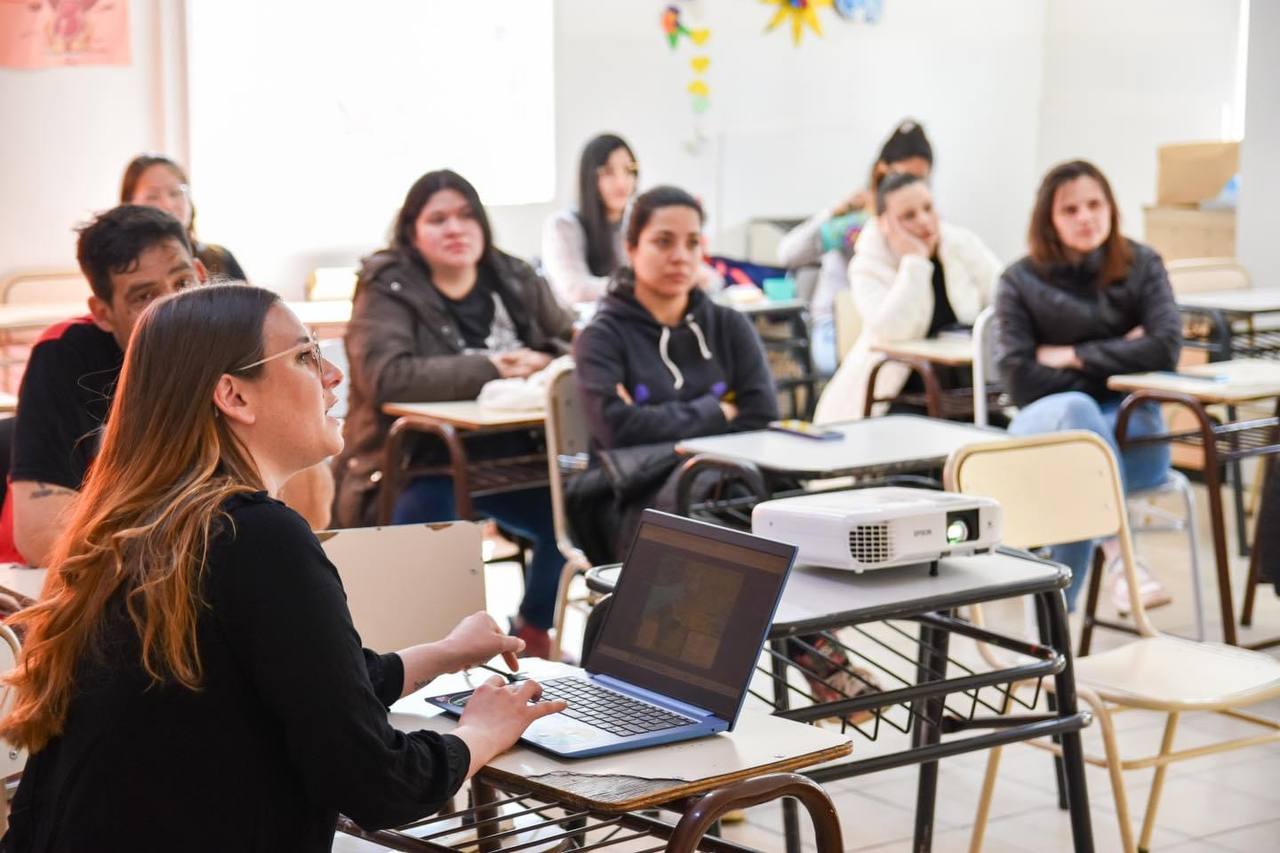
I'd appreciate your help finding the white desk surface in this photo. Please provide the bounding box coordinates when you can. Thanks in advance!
[677,415,1007,478]
[873,336,974,366]
[716,295,807,316]
[382,399,546,430]
[1177,289,1280,314]
[0,564,46,604]
[389,659,852,812]
[1108,359,1280,404]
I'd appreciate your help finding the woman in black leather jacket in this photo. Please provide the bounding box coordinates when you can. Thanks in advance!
[995,159,1181,612]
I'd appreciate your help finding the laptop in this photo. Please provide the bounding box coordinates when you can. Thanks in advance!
[427,509,797,758]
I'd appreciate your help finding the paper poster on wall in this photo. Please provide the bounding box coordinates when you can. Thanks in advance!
[0,0,131,69]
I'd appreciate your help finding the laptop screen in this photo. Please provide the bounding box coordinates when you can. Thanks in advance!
[584,510,796,723]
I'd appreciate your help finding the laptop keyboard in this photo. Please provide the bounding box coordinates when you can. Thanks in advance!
[540,676,696,738]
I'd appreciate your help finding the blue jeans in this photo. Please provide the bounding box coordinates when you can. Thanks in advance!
[811,316,838,377]
[1008,392,1170,610]
[393,478,564,630]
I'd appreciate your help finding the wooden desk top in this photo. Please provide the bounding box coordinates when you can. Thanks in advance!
[0,564,46,605]
[382,399,546,430]
[0,392,17,414]
[873,336,974,366]
[1177,288,1280,315]
[1108,359,1280,403]
[389,660,851,812]
[677,415,1006,478]
[715,295,807,316]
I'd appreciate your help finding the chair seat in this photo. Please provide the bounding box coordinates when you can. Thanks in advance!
[1076,636,1280,710]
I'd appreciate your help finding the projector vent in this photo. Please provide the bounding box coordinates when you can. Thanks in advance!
[849,523,892,565]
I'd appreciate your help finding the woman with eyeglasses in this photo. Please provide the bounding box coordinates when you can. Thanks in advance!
[121,153,247,281]
[336,170,575,659]
[0,285,564,851]
[542,133,720,306]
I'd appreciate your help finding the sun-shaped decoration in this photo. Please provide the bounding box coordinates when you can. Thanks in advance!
[762,0,833,46]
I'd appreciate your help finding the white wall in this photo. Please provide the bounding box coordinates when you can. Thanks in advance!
[1036,0,1245,241]
[1238,0,1280,288]
[0,0,1257,295]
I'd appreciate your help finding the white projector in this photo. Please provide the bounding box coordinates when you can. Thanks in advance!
[751,487,1002,572]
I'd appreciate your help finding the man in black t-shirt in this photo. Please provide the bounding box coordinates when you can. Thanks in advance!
[0,205,206,565]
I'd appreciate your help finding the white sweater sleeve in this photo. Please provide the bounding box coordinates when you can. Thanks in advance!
[541,211,610,304]
[776,208,835,269]
[850,244,936,343]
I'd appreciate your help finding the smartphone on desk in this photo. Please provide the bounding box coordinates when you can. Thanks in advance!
[767,419,843,440]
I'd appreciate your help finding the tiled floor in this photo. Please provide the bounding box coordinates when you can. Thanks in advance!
[339,480,1280,852]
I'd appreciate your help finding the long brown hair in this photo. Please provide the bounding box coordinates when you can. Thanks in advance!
[1028,159,1133,284]
[1,284,279,752]
[120,153,201,240]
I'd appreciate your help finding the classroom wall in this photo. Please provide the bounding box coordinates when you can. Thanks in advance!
[0,0,1257,296]
[1238,0,1280,288]
[1035,0,1246,244]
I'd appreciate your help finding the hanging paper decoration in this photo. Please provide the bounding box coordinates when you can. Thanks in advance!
[661,2,712,117]
[762,0,833,46]
[660,4,709,49]
[833,0,883,24]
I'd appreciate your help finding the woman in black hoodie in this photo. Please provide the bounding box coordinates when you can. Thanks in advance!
[574,188,880,723]
[575,186,776,456]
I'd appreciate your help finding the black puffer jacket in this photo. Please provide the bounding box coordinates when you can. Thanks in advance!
[994,240,1181,408]
[334,248,574,527]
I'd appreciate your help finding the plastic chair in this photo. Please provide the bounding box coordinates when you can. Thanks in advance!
[832,288,861,366]
[543,360,594,660]
[320,521,485,653]
[945,431,1280,853]
[970,306,997,427]
[0,269,89,305]
[0,623,26,832]
[1165,258,1250,295]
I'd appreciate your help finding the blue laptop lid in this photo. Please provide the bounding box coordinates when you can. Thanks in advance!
[583,510,797,725]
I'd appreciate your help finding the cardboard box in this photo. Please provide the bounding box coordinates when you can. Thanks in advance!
[1156,141,1239,206]
[1143,206,1235,261]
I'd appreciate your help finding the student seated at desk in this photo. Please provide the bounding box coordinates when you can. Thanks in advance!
[0,206,330,569]
[541,133,722,306]
[335,169,575,658]
[995,159,1181,612]
[778,119,934,375]
[813,173,1001,424]
[121,153,247,281]
[0,285,565,851]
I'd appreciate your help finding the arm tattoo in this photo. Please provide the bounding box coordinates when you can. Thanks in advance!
[30,482,74,500]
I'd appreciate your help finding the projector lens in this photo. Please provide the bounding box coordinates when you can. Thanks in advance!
[946,519,969,544]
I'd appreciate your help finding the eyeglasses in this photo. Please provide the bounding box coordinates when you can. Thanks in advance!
[233,336,324,378]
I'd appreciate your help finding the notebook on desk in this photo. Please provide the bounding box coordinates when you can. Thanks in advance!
[427,509,797,758]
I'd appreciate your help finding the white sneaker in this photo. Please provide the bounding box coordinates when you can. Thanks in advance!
[1107,557,1172,615]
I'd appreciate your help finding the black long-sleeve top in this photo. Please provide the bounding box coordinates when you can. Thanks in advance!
[3,492,469,852]
[994,240,1182,408]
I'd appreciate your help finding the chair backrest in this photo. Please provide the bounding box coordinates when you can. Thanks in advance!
[1166,258,1250,294]
[543,360,590,560]
[0,269,90,305]
[944,430,1155,634]
[834,288,861,365]
[0,624,26,780]
[970,306,998,426]
[305,266,359,301]
[320,522,485,651]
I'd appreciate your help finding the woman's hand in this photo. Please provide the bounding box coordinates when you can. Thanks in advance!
[441,612,524,673]
[833,188,872,217]
[880,213,931,259]
[1036,344,1082,370]
[489,350,551,379]
[1124,325,1146,341]
[453,676,569,776]
[719,400,739,422]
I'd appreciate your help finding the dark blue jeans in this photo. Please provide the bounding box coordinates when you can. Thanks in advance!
[392,477,564,630]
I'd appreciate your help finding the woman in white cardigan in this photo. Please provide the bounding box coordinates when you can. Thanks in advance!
[814,173,1002,424]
